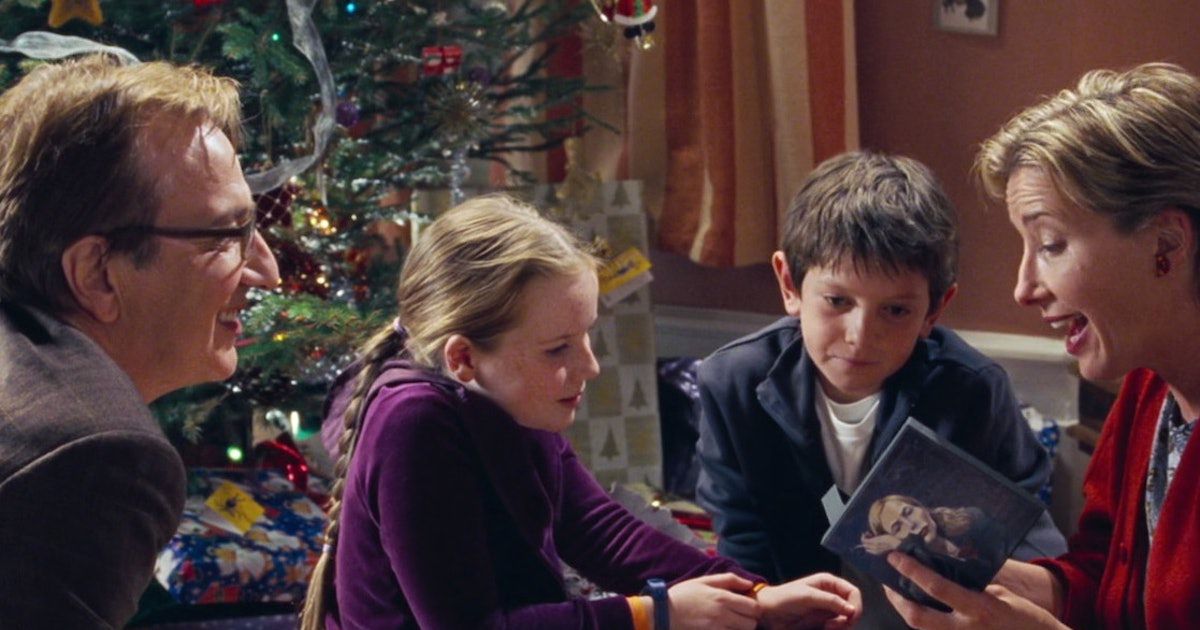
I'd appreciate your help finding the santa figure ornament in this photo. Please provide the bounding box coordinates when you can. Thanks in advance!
[596,0,656,49]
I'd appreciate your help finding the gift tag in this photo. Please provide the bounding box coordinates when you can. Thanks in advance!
[820,484,846,534]
[205,481,265,535]
[598,247,652,307]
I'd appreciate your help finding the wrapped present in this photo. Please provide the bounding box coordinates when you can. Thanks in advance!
[1020,404,1062,506]
[155,468,327,604]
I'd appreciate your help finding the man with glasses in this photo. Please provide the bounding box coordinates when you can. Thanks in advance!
[0,54,280,626]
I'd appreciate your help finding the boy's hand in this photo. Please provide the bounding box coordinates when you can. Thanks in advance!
[859,532,903,555]
[667,573,760,629]
[757,572,861,629]
[883,552,1068,630]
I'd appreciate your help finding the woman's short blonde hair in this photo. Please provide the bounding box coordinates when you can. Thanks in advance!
[976,63,1200,237]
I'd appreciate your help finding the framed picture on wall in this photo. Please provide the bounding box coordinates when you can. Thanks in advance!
[934,0,999,36]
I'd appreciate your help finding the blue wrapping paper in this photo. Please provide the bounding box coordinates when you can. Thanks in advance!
[155,468,327,604]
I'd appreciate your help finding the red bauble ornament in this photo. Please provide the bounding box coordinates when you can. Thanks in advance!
[254,183,298,229]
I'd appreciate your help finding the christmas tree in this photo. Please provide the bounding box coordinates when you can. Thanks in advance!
[0,0,614,459]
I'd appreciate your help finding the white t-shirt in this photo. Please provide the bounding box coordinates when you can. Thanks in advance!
[813,384,880,495]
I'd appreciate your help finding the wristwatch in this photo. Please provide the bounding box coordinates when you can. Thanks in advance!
[642,578,669,630]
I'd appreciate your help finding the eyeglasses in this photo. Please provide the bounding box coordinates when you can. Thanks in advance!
[106,218,258,262]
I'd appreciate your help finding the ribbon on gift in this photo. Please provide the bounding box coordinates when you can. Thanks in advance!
[253,433,310,493]
[422,44,463,76]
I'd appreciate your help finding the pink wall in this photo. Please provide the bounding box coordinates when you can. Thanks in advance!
[653,1,1200,335]
[855,0,1200,334]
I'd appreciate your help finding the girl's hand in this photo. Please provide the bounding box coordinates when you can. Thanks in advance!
[667,573,759,630]
[757,572,862,629]
[860,532,903,555]
[883,552,1069,630]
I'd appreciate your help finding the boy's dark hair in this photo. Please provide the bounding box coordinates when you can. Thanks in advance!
[780,150,958,310]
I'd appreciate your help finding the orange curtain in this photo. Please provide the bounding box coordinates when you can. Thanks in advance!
[582,0,859,267]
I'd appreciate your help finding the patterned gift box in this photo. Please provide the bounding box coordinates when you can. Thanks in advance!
[154,468,327,604]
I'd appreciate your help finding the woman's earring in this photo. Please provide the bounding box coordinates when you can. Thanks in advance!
[1156,253,1171,277]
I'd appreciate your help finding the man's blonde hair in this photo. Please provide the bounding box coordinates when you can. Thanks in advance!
[0,54,242,313]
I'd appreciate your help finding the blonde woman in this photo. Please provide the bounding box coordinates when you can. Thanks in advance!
[887,63,1200,629]
[861,495,1002,612]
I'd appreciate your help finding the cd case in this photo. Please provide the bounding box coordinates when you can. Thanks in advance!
[820,418,1044,611]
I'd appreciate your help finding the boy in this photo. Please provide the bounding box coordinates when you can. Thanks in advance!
[695,151,1065,617]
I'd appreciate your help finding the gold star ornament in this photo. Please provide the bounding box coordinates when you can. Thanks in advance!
[48,0,105,29]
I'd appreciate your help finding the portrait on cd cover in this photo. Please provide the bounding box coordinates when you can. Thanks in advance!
[821,418,1043,612]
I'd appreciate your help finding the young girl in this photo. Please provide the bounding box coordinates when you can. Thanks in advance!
[299,196,860,629]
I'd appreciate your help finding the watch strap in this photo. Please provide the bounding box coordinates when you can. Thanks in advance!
[642,578,669,630]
